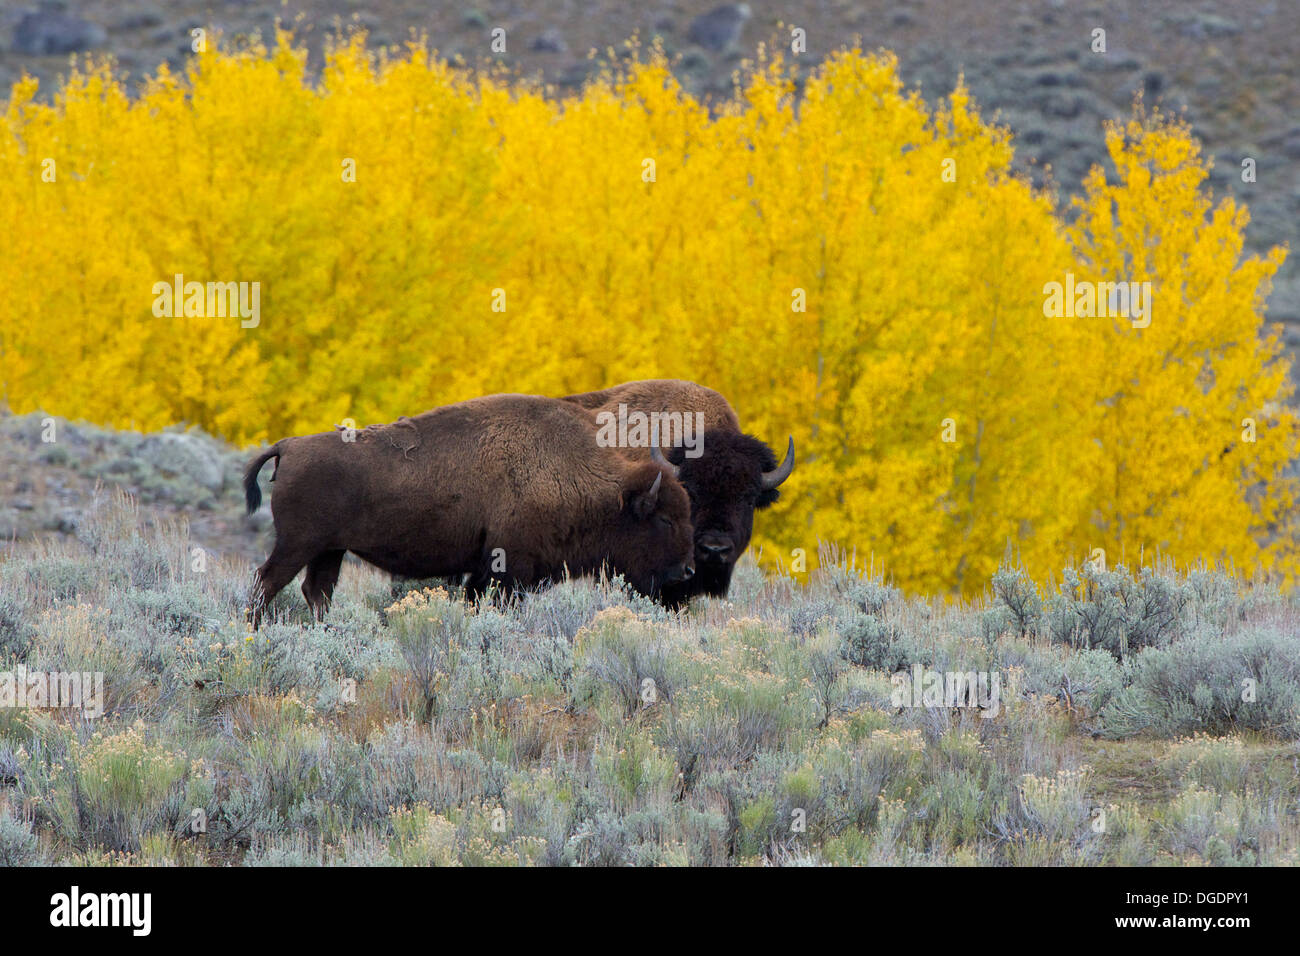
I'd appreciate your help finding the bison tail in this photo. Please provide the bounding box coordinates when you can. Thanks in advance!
[243,441,283,515]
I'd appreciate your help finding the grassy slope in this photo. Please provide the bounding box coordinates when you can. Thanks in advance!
[1,476,1298,866]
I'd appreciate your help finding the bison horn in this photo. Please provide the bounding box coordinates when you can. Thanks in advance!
[760,437,795,491]
[649,444,680,479]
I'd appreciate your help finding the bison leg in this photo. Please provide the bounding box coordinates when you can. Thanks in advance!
[302,550,346,620]
[249,541,315,629]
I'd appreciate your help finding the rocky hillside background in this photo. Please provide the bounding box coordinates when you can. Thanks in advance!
[0,410,267,561]
[1,0,1297,350]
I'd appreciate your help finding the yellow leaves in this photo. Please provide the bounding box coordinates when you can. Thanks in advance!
[0,37,1293,595]
[3,74,40,119]
[1064,110,1295,583]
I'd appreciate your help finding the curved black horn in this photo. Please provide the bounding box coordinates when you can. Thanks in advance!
[649,444,680,479]
[760,437,795,491]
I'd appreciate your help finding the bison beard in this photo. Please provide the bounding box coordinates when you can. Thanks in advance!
[243,395,695,627]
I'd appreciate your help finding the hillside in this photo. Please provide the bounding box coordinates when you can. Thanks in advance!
[1,414,1298,865]
[0,410,266,563]
[1,1,1298,871]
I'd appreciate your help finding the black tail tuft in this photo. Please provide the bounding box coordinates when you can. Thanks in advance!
[243,442,282,515]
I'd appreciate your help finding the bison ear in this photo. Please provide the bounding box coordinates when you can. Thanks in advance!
[626,469,663,520]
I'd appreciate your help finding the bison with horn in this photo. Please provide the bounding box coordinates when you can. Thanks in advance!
[564,379,794,607]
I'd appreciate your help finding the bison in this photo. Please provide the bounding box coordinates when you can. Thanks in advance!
[243,394,695,626]
[563,379,793,606]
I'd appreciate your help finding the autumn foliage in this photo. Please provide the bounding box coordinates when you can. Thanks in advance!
[0,33,1293,593]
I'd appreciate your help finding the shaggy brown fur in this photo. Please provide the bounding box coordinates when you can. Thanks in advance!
[244,394,695,626]
[565,379,742,433]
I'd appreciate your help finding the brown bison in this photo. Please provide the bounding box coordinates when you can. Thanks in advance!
[563,379,793,606]
[243,394,695,626]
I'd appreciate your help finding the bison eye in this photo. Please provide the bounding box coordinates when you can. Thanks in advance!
[656,515,673,528]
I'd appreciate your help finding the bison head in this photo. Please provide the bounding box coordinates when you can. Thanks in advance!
[653,430,794,603]
[614,462,696,597]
